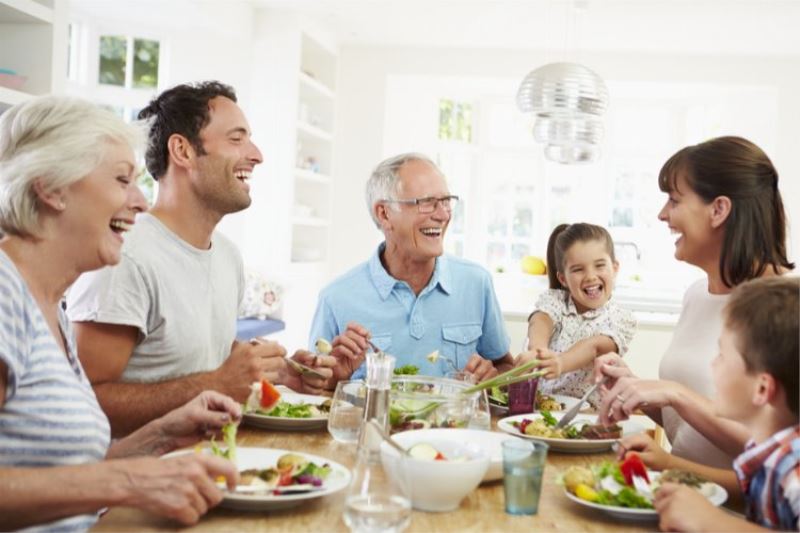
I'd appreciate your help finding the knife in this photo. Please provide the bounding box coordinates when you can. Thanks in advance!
[554,376,607,429]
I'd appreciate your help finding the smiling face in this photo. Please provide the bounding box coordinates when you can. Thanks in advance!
[711,325,759,423]
[657,172,720,269]
[62,140,147,270]
[557,239,619,313]
[382,159,451,263]
[192,96,263,216]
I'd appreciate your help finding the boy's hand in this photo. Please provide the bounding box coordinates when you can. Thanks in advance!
[654,483,719,532]
[615,433,672,471]
[533,348,562,379]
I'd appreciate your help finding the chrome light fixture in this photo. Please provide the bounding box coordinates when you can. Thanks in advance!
[517,62,609,164]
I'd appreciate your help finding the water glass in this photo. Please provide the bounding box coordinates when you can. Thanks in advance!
[507,378,539,415]
[444,371,491,431]
[502,439,548,515]
[328,380,366,444]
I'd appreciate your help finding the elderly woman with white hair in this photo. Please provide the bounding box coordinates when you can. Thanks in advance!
[0,95,241,531]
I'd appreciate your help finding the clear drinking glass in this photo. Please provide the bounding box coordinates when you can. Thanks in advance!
[502,439,548,515]
[328,380,367,444]
[445,371,491,431]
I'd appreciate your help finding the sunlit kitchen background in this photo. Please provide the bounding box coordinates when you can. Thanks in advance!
[1,0,798,380]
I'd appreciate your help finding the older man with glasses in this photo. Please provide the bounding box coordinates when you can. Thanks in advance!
[309,153,515,387]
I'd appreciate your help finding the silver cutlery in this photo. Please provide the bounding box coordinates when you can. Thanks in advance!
[554,376,607,429]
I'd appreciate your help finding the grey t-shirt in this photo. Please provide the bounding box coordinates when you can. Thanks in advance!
[66,213,244,383]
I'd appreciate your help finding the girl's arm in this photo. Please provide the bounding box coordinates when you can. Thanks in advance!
[556,334,618,374]
[526,311,554,351]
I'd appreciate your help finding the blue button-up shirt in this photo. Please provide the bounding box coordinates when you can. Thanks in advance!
[308,243,510,377]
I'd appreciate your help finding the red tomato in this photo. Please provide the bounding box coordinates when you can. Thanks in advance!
[260,379,281,409]
[620,452,650,485]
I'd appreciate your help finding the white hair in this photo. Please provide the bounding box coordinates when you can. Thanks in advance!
[0,95,145,237]
[365,152,441,228]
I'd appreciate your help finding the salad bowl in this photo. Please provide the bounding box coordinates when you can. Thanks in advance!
[389,375,479,433]
[380,434,489,512]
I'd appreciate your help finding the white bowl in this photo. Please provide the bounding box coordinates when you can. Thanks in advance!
[392,428,522,482]
[380,433,489,512]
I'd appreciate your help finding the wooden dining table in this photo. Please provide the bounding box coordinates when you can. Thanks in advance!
[93,420,659,532]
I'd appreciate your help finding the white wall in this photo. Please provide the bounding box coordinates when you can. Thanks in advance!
[331,46,800,278]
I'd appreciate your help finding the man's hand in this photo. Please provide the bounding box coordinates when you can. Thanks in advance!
[214,340,287,401]
[325,323,371,386]
[330,322,370,360]
[152,391,242,454]
[463,354,498,383]
[283,351,336,395]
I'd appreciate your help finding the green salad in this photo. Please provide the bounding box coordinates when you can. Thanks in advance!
[256,400,331,418]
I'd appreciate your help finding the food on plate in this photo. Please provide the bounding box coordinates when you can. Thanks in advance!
[511,410,622,440]
[657,469,705,488]
[406,442,468,462]
[245,380,331,418]
[561,456,712,509]
[536,392,565,412]
[236,452,332,494]
[255,379,281,410]
[562,465,595,493]
[209,422,238,462]
[393,364,420,376]
[619,452,649,485]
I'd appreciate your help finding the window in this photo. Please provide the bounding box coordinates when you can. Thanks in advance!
[99,35,160,88]
[67,23,163,206]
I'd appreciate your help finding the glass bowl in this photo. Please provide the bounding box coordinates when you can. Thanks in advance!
[389,375,479,433]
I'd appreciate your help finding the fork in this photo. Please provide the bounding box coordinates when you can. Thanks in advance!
[554,377,607,429]
[286,357,328,380]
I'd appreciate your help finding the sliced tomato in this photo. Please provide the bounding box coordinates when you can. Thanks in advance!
[620,452,650,485]
[434,452,446,461]
[277,471,294,487]
[260,379,281,409]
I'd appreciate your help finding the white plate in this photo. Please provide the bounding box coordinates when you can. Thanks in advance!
[393,427,523,482]
[488,394,582,416]
[497,413,649,453]
[563,471,728,521]
[243,388,329,431]
[166,447,350,511]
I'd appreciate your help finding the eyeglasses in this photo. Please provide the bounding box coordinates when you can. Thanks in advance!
[382,195,459,214]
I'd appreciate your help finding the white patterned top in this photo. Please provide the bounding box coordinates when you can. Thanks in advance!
[532,289,637,404]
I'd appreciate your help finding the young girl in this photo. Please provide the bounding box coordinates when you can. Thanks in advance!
[522,223,636,404]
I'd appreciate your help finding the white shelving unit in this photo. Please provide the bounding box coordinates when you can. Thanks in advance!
[0,0,66,112]
[291,32,337,265]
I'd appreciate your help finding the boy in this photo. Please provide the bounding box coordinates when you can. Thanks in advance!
[655,276,799,531]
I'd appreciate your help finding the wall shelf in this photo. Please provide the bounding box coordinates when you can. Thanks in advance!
[294,167,331,184]
[297,120,333,142]
[0,0,53,24]
[299,70,334,100]
[0,85,31,107]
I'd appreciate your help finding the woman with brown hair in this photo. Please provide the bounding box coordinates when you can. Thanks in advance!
[594,136,794,469]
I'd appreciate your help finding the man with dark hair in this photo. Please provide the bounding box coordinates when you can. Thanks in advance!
[67,81,333,436]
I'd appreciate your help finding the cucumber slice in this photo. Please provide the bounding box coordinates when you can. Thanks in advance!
[407,443,441,461]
